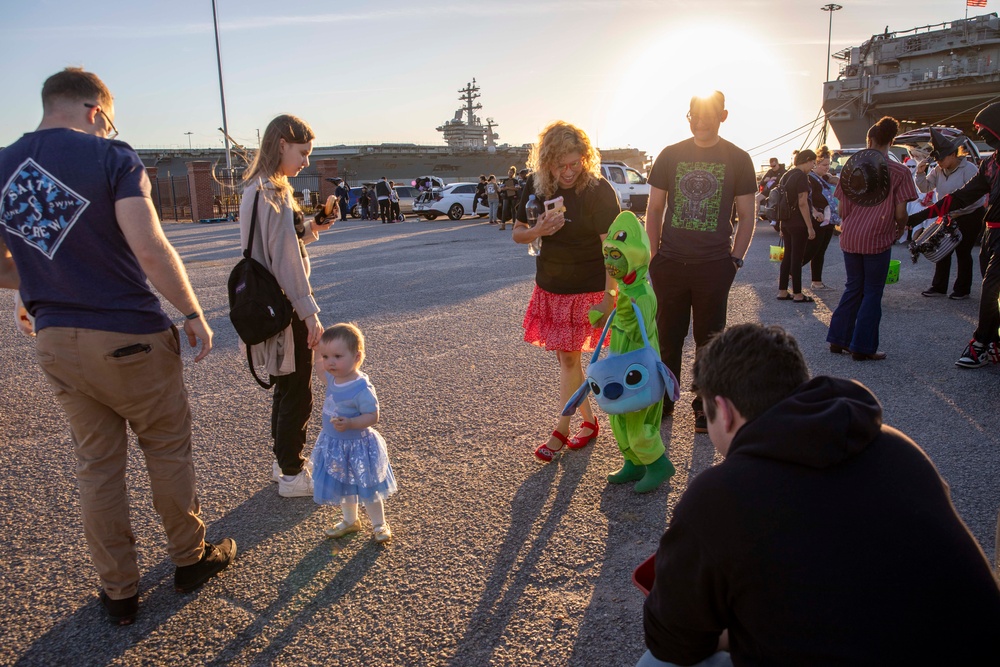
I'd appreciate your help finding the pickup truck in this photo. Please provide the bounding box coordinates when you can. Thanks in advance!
[600,161,650,213]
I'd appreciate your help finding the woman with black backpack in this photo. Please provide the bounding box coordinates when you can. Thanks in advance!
[239,114,333,497]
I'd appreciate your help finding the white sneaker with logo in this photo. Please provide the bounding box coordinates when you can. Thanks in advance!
[278,467,314,498]
[955,340,998,369]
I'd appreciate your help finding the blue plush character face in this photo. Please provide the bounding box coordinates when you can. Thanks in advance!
[585,347,672,415]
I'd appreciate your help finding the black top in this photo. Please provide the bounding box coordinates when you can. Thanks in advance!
[782,168,810,228]
[643,376,1000,665]
[809,172,830,210]
[516,174,619,294]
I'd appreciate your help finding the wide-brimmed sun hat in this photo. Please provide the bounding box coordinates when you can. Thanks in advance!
[841,149,890,207]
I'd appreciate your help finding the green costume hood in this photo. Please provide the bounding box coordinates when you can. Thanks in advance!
[603,211,651,285]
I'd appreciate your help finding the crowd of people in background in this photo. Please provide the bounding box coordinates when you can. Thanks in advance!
[2,67,999,663]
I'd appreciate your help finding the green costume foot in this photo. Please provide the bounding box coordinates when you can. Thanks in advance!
[608,460,646,484]
[634,455,676,494]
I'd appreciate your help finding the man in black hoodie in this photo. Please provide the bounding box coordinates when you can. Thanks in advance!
[639,323,1000,667]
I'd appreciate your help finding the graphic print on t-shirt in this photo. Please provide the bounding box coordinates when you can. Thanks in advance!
[672,161,725,232]
[0,158,89,259]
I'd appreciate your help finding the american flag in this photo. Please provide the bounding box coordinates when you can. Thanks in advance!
[968,0,987,8]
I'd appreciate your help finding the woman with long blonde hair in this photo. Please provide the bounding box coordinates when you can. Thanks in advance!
[239,114,334,497]
[512,121,620,462]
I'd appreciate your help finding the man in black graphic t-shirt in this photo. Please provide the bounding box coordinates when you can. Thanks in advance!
[646,91,756,433]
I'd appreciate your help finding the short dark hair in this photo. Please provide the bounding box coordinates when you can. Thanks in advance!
[693,324,809,422]
[41,67,112,111]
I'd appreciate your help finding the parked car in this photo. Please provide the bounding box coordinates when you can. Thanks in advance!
[892,125,981,165]
[413,182,479,220]
[392,185,417,215]
[600,161,649,212]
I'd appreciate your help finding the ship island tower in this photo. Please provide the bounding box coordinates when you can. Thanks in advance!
[436,79,500,151]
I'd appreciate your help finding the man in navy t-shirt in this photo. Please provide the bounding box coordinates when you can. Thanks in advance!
[0,68,235,625]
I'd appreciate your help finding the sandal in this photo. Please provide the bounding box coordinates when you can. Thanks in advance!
[534,430,570,463]
[324,520,362,539]
[793,295,815,303]
[566,420,599,450]
[776,294,794,300]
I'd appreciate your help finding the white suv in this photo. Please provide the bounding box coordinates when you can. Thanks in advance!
[601,161,650,212]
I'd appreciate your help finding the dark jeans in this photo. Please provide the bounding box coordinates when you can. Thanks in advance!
[827,248,891,355]
[805,224,835,282]
[974,226,1000,344]
[650,254,738,409]
[379,198,391,223]
[390,201,401,221]
[778,223,807,293]
[930,207,986,296]
[270,314,313,475]
[338,199,348,221]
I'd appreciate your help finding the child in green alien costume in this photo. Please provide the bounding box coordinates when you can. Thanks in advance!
[596,211,676,493]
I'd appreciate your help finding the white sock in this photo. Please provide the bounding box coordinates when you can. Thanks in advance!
[364,499,385,526]
[341,502,359,525]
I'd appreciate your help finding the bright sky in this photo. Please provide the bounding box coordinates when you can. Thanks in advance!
[0,0,985,167]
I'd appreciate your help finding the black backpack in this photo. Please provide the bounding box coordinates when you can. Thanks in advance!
[228,190,293,388]
[774,170,794,223]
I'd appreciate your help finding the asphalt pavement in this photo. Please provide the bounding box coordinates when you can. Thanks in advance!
[0,214,997,666]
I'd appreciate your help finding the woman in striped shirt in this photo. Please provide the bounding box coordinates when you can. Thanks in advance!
[826,117,918,361]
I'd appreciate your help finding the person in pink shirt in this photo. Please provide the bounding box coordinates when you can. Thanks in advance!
[826,117,917,361]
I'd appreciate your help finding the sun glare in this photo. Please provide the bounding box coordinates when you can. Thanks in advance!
[601,23,784,160]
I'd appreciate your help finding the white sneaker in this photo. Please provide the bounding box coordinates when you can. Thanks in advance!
[278,468,314,498]
[271,461,281,483]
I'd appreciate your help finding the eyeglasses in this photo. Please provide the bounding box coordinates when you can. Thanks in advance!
[84,103,118,140]
[686,110,720,123]
[555,159,582,173]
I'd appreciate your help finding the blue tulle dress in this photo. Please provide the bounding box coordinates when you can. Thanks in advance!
[311,372,397,505]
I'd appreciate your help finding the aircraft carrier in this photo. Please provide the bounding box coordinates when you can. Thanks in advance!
[823,12,1000,147]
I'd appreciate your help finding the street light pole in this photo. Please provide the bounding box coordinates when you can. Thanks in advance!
[184,131,193,150]
[821,3,843,145]
[211,0,233,172]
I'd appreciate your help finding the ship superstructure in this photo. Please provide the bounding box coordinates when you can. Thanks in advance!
[823,13,1000,147]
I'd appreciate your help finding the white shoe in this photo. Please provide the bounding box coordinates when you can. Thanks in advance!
[373,523,393,543]
[278,468,314,498]
[271,461,281,483]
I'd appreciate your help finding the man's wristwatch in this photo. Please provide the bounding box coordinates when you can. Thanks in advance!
[731,255,744,269]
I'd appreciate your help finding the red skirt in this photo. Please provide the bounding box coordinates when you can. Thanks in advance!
[522,285,609,352]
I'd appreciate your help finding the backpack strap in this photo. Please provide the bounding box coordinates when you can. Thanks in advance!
[247,344,276,389]
[244,189,261,259]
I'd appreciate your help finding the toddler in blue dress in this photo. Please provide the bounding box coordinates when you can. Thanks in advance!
[311,323,397,543]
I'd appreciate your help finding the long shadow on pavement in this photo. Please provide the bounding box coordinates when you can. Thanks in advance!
[12,486,318,667]
[445,449,594,666]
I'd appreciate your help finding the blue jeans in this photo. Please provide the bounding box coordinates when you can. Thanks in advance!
[827,248,891,355]
[636,650,733,667]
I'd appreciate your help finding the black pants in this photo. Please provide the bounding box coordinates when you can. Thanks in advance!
[270,314,313,475]
[804,224,835,282]
[649,255,737,410]
[390,201,401,221]
[338,199,348,221]
[501,196,516,223]
[379,198,391,223]
[974,226,1000,344]
[930,207,986,297]
[778,223,808,294]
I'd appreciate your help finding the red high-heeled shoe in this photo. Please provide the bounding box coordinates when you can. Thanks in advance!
[534,430,570,463]
[566,420,599,450]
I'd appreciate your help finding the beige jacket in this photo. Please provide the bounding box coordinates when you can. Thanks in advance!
[238,179,321,376]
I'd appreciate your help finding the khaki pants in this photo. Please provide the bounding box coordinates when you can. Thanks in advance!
[35,326,206,599]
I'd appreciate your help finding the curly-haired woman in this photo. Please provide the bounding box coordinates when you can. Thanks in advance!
[512,121,620,462]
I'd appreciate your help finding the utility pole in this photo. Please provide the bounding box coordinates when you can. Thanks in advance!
[184,131,193,150]
[821,3,843,145]
[211,0,233,171]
